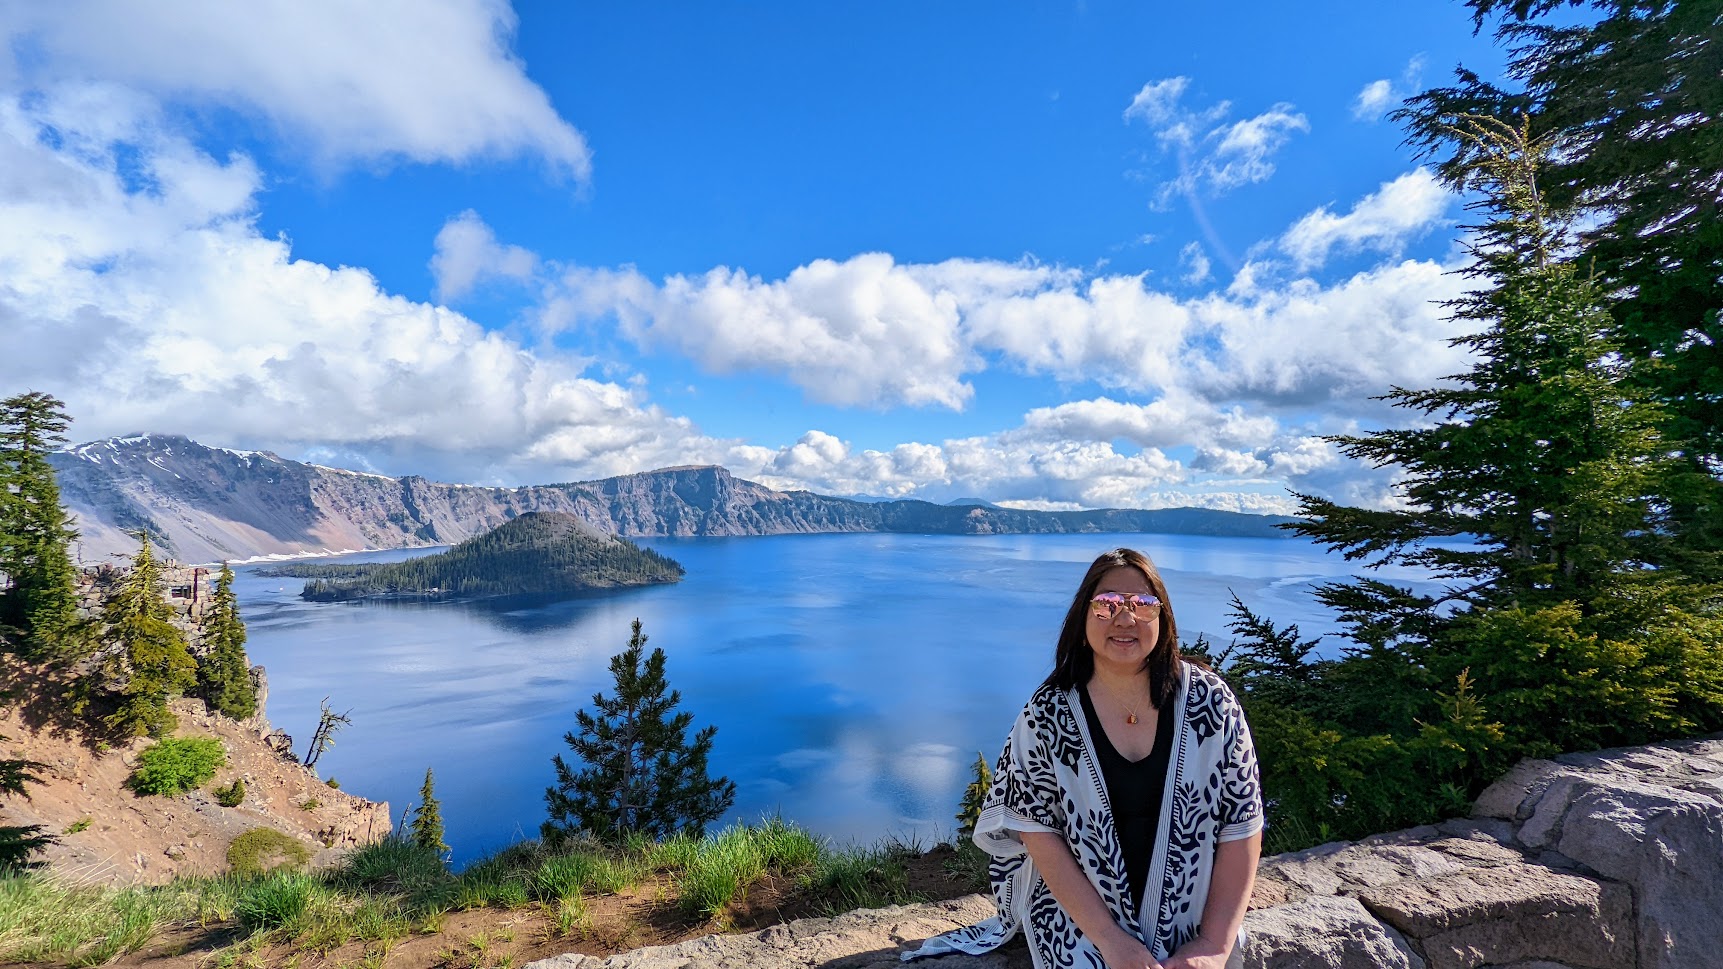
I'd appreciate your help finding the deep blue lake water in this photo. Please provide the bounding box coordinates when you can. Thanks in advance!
[233,532,1438,866]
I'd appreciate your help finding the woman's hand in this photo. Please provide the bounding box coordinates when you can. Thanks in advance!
[1161,932,1231,969]
[1094,928,1162,969]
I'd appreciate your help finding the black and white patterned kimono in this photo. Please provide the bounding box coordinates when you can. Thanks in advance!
[907,662,1262,968]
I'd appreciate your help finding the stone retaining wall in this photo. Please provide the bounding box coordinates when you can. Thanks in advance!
[528,735,1723,969]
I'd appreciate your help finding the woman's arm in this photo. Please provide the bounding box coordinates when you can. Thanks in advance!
[1021,830,1161,969]
[1164,831,1262,969]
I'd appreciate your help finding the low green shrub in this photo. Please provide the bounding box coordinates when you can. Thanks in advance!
[213,778,246,807]
[226,828,311,877]
[127,737,226,796]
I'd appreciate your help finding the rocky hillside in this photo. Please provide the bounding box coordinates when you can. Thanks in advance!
[51,435,1297,563]
[0,657,390,885]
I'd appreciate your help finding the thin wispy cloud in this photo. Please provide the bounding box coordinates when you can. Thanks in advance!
[1351,54,1428,122]
[1179,242,1212,284]
[1124,76,1310,207]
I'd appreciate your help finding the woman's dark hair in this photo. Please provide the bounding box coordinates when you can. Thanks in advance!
[1043,547,1182,708]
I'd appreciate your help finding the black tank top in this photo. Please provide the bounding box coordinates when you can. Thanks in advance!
[1077,682,1176,911]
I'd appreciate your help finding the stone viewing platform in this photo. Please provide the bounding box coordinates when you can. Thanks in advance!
[527,734,1723,969]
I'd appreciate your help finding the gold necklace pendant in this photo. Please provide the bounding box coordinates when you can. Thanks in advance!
[1126,712,1139,725]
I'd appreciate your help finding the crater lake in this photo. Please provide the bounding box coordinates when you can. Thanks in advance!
[234,531,1441,865]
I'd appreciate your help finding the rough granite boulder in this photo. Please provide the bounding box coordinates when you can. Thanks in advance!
[1240,895,1425,969]
[1554,777,1723,969]
[1358,863,1633,969]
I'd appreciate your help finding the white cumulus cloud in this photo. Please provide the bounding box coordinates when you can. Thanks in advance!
[0,89,693,485]
[1278,168,1452,270]
[431,209,539,301]
[2,0,591,178]
[544,255,1081,410]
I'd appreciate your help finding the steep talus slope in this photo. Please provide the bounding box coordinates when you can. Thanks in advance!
[51,436,1295,563]
[0,658,391,886]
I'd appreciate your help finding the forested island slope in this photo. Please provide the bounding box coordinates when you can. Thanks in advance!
[49,435,1296,563]
[265,512,684,602]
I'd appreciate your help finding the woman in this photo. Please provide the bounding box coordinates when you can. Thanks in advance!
[910,548,1262,969]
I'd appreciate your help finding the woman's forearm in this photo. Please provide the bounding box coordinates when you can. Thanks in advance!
[1198,833,1261,950]
[1019,830,1136,948]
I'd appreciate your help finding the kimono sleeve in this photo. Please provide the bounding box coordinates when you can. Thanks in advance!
[1215,686,1264,844]
[972,697,1068,858]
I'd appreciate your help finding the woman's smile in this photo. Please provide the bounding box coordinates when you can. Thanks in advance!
[1086,565,1160,672]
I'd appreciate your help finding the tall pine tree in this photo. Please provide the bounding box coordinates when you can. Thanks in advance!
[543,619,735,843]
[101,533,197,737]
[1237,116,1723,847]
[410,767,449,857]
[197,563,257,720]
[1399,0,1723,575]
[0,392,80,658]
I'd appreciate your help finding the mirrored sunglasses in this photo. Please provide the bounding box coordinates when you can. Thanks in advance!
[1089,592,1162,620]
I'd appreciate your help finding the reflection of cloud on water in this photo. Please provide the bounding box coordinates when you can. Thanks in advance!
[893,742,961,802]
[746,732,967,846]
[776,747,835,770]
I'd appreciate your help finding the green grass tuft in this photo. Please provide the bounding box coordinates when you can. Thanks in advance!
[675,824,766,919]
[802,837,918,914]
[333,833,448,896]
[235,871,320,932]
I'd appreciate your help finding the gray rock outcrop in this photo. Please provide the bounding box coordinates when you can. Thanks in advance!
[525,734,1723,969]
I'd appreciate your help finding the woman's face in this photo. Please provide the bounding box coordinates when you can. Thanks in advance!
[1085,565,1162,677]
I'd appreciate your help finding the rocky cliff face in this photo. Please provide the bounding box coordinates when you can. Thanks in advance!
[51,435,1295,563]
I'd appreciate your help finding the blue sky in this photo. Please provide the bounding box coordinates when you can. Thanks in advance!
[2,1,1514,513]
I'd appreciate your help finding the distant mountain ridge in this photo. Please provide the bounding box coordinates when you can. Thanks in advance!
[49,434,1299,563]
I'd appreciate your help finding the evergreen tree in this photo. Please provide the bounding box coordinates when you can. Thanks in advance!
[543,619,735,843]
[410,767,450,857]
[0,755,56,872]
[1235,117,1723,847]
[1399,0,1723,573]
[197,563,256,720]
[0,391,80,657]
[101,533,197,737]
[955,752,993,840]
